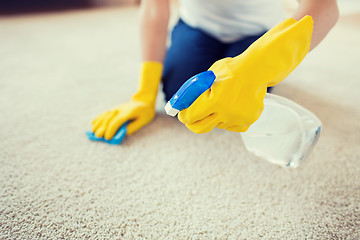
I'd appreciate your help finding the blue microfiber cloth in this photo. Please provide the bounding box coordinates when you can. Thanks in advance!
[86,122,129,145]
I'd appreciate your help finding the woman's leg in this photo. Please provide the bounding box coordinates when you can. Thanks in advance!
[222,33,265,58]
[162,19,225,101]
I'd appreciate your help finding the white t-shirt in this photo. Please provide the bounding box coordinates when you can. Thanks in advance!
[179,0,286,43]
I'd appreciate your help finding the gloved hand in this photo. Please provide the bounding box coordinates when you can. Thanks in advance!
[91,61,163,140]
[178,16,313,134]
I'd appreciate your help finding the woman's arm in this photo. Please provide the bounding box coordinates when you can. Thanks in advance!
[293,0,339,50]
[140,0,170,62]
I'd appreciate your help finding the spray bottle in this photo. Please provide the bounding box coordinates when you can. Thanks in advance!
[165,71,322,168]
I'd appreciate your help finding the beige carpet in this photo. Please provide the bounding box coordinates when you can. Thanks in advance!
[0,6,359,239]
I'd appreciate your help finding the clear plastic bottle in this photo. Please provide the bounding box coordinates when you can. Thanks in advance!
[240,93,322,168]
[164,71,322,168]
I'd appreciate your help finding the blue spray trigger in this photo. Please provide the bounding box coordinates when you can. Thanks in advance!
[86,121,130,145]
[165,71,216,116]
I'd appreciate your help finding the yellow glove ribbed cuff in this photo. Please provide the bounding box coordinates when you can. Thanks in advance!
[132,61,163,105]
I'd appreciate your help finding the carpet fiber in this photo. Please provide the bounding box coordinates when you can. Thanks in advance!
[0,6,359,239]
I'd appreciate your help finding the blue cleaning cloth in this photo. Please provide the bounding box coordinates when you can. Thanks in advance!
[86,122,129,145]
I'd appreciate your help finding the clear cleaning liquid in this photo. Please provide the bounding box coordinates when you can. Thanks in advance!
[240,93,321,168]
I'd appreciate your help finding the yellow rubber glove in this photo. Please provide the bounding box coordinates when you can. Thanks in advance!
[91,61,163,140]
[178,16,313,134]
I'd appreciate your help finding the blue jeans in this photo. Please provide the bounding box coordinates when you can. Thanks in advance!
[162,19,268,101]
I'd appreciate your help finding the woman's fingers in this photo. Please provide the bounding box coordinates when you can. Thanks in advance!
[184,113,220,134]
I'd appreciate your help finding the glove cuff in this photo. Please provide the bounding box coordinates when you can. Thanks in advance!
[132,61,163,105]
[229,15,313,87]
